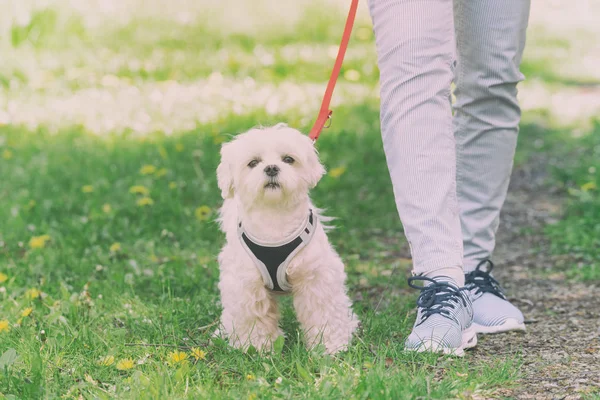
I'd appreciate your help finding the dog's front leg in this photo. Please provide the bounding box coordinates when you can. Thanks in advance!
[292,259,359,354]
[218,270,283,353]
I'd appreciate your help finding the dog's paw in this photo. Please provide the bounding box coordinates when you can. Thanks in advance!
[323,341,350,355]
[232,339,278,355]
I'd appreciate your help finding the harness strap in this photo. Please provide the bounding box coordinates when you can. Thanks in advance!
[238,211,316,292]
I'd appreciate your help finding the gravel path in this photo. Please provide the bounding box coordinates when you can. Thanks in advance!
[471,155,600,399]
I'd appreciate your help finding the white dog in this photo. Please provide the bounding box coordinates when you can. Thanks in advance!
[215,124,359,354]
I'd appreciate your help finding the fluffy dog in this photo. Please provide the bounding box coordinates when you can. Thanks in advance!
[215,124,358,354]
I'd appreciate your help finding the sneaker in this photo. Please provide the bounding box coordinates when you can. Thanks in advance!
[405,276,477,356]
[465,260,526,334]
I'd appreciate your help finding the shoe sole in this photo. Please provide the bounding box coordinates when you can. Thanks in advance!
[407,325,478,357]
[472,318,526,334]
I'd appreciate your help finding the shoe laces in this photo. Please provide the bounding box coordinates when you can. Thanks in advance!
[465,260,507,300]
[408,276,468,325]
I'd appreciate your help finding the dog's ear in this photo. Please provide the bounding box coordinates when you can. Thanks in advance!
[217,143,234,199]
[306,145,326,189]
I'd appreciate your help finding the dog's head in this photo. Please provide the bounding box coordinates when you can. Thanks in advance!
[217,124,325,207]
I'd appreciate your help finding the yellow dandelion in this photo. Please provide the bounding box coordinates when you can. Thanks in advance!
[175,143,184,152]
[98,355,115,366]
[0,272,8,283]
[0,320,9,333]
[191,347,206,361]
[136,197,154,207]
[169,351,188,366]
[328,166,347,178]
[116,358,135,370]
[140,165,157,175]
[194,206,212,221]
[102,203,112,213]
[248,395,257,400]
[343,69,361,82]
[2,149,13,160]
[81,185,94,193]
[21,307,33,317]
[168,182,178,190]
[246,374,255,381]
[109,242,121,253]
[154,168,168,178]
[129,185,149,196]
[26,288,41,300]
[581,181,597,192]
[29,234,51,249]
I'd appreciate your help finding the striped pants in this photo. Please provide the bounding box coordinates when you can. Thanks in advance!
[368,0,531,276]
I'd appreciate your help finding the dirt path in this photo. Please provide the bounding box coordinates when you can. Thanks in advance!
[472,155,600,399]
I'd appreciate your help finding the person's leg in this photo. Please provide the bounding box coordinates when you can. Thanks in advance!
[453,0,531,333]
[369,0,463,283]
[368,0,475,354]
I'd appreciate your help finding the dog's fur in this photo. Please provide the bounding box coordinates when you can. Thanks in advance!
[215,124,358,354]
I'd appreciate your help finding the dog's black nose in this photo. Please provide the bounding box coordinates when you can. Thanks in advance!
[264,165,280,177]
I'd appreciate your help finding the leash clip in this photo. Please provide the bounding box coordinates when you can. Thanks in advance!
[324,114,332,129]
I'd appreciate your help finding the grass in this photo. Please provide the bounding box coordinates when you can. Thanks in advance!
[512,115,600,281]
[542,122,600,281]
[0,121,523,399]
[0,0,598,398]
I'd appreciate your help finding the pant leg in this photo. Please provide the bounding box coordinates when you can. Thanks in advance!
[368,0,463,276]
[453,0,531,272]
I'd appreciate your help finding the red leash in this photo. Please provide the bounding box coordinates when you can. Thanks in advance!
[308,0,359,143]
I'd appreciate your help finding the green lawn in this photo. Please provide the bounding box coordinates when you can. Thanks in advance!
[1,1,598,398]
[543,122,600,281]
[0,116,525,399]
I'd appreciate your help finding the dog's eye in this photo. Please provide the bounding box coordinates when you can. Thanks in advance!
[282,156,295,164]
[248,159,260,168]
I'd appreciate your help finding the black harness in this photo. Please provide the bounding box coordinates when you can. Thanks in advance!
[238,210,317,292]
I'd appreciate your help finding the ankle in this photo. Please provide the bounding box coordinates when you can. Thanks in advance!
[424,267,465,287]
